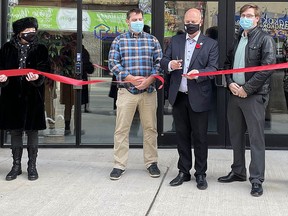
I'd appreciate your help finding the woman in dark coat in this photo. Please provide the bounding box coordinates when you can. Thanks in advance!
[0,17,50,181]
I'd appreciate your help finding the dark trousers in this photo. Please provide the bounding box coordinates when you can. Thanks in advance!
[10,130,38,147]
[172,92,208,177]
[227,94,267,184]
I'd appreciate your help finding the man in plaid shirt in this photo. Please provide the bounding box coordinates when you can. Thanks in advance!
[108,8,163,180]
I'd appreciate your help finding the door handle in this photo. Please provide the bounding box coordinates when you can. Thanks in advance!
[214,68,227,87]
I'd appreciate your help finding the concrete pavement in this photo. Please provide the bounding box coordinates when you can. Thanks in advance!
[0,148,288,216]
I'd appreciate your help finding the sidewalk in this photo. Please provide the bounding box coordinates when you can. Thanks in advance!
[0,148,288,216]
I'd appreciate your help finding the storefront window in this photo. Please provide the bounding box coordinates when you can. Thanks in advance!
[3,0,152,145]
[235,2,288,134]
[3,2,79,145]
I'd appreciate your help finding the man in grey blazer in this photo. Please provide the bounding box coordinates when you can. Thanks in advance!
[160,8,218,190]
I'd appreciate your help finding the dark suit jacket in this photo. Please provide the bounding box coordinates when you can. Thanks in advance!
[160,33,219,112]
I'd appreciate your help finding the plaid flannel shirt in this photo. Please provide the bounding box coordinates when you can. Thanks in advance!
[108,31,162,94]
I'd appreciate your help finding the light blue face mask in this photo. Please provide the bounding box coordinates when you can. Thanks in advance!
[130,20,144,33]
[239,17,254,30]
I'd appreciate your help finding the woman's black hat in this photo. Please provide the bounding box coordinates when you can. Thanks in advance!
[12,17,38,35]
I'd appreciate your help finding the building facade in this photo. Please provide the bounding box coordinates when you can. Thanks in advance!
[1,0,288,148]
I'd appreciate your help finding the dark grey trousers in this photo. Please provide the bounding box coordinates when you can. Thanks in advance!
[10,130,38,147]
[227,94,268,184]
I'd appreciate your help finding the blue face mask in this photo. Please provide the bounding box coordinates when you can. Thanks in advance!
[239,17,254,30]
[130,21,144,33]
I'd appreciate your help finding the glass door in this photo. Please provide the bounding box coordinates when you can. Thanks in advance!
[1,0,151,146]
[2,0,79,146]
[154,0,227,147]
[233,1,288,148]
[80,1,153,145]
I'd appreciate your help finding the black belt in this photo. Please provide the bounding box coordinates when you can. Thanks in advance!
[178,91,188,95]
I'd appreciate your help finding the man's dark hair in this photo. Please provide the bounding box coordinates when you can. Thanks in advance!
[126,8,143,20]
[240,3,261,18]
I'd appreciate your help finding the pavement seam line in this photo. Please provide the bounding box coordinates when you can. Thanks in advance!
[145,166,169,216]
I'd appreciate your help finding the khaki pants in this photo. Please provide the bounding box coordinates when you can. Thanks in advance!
[114,88,158,169]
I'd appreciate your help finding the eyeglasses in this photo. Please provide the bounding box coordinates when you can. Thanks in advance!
[240,14,255,18]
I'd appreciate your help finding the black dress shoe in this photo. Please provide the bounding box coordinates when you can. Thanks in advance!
[169,172,191,186]
[250,183,263,197]
[196,175,208,190]
[218,171,246,183]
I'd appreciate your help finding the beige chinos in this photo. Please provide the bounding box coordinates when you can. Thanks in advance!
[113,88,158,169]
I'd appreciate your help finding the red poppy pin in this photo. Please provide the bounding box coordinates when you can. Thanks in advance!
[195,42,203,49]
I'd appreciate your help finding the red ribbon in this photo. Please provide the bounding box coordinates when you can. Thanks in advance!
[1,62,286,89]
[0,68,164,89]
[183,62,288,78]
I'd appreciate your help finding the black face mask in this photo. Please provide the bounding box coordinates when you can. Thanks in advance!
[20,32,36,43]
[184,24,200,35]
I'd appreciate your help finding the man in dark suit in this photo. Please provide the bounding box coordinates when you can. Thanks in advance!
[160,8,218,190]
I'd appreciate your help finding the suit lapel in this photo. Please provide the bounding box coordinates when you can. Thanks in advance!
[188,33,205,69]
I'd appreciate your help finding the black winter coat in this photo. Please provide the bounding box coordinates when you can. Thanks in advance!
[0,37,50,130]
